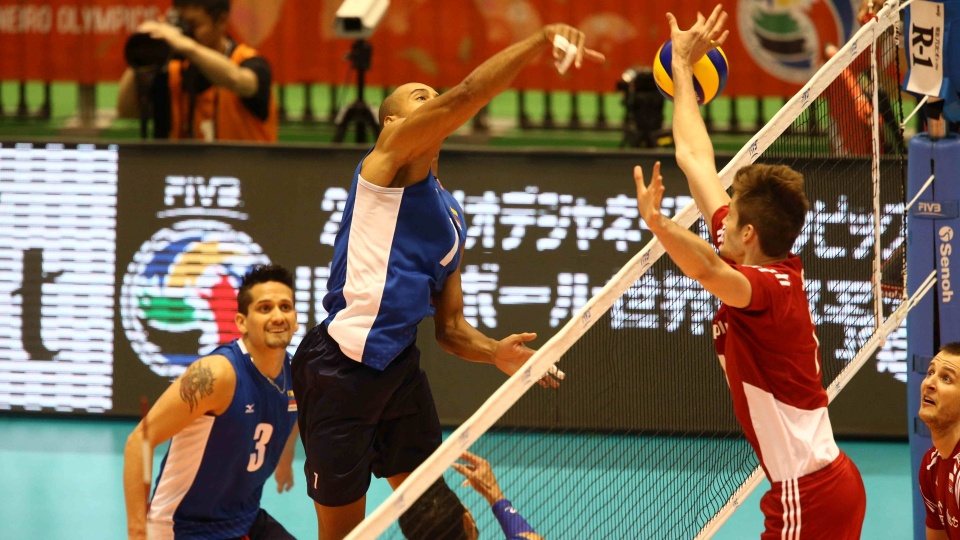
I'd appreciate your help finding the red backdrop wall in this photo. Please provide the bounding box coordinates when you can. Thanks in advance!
[0,0,860,96]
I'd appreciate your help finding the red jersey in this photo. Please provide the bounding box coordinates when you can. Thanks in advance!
[920,441,960,538]
[711,206,840,482]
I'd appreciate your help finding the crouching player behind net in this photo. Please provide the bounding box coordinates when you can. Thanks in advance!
[631,5,866,538]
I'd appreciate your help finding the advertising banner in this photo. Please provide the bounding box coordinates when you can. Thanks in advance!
[0,0,861,96]
[0,140,908,438]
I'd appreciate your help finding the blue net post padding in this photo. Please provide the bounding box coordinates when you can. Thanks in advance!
[908,133,960,540]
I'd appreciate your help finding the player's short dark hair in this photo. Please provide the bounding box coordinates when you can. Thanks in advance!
[174,0,231,20]
[397,478,470,540]
[940,342,960,357]
[732,164,808,258]
[237,264,294,315]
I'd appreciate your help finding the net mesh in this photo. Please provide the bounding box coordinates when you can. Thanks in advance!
[355,4,909,539]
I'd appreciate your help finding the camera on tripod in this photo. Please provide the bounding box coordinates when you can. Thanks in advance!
[618,67,670,148]
[123,9,193,70]
[331,0,390,143]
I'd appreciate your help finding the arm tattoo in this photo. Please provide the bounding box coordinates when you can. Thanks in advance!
[179,361,215,412]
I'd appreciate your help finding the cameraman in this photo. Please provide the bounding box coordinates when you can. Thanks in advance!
[117,0,278,142]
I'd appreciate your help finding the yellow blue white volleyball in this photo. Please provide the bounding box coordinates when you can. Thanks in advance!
[653,40,729,105]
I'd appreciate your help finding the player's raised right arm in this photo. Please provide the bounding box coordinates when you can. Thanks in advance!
[668,6,730,232]
[123,356,236,540]
[380,24,603,162]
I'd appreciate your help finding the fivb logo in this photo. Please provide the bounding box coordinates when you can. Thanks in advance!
[121,222,270,377]
[912,200,959,219]
[158,175,248,220]
[940,226,954,303]
[122,173,269,377]
[920,201,943,215]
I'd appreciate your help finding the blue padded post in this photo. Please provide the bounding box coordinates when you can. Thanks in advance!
[908,133,960,540]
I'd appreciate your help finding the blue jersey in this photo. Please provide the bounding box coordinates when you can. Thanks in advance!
[323,155,466,370]
[147,340,297,540]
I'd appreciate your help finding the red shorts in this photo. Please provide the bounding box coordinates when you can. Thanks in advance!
[760,451,866,540]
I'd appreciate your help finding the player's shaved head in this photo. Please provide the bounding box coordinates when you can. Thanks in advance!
[379,83,437,125]
[379,88,401,126]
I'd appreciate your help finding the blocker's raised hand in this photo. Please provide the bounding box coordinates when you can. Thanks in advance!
[666,4,729,67]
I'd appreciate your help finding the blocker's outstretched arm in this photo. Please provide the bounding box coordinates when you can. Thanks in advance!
[667,6,731,233]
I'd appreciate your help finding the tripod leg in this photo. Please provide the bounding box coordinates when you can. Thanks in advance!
[355,103,380,143]
[333,108,352,143]
[334,100,381,144]
[333,102,363,143]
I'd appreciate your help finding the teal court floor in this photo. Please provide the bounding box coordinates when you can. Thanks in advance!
[0,415,912,539]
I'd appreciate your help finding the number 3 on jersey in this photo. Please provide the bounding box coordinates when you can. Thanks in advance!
[248,423,274,472]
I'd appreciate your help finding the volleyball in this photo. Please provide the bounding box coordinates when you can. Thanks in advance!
[652,40,728,105]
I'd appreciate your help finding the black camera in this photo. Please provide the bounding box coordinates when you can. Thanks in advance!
[124,10,192,70]
[618,67,669,148]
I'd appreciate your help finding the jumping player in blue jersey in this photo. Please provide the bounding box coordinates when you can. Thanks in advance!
[292,24,604,540]
[124,264,300,540]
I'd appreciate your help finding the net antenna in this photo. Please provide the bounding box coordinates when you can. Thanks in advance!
[349,1,920,538]
[332,0,389,144]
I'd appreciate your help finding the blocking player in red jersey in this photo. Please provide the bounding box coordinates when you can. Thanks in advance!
[632,5,866,539]
[918,342,960,540]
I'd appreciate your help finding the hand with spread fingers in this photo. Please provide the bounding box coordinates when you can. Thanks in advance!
[452,451,506,505]
[453,451,546,540]
[633,161,667,233]
[666,4,730,68]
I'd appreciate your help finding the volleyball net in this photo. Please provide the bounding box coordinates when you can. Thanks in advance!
[349,2,932,538]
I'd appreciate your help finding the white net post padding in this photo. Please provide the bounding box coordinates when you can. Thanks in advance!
[348,2,910,538]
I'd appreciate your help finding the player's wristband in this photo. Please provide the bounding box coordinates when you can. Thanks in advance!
[492,499,537,539]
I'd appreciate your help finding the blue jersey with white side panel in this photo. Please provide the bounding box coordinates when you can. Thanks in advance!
[147,340,296,540]
[323,152,466,370]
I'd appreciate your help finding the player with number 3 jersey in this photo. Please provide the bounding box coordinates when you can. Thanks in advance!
[123,265,299,540]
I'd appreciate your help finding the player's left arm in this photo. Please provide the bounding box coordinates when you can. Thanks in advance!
[432,249,557,386]
[274,423,298,493]
[634,163,752,308]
